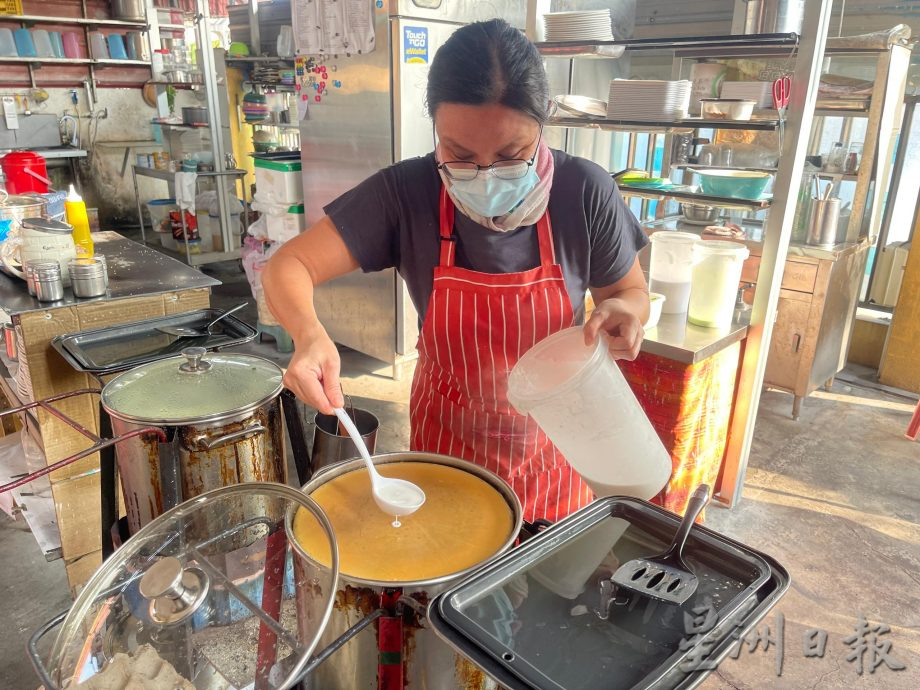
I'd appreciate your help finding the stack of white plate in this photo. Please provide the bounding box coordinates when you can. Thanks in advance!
[543,10,614,42]
[607,80,693,121]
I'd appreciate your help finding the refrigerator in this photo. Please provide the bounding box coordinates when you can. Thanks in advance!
[299,0,528,376]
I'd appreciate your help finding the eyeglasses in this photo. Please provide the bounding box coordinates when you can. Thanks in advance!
[437,129,542,181]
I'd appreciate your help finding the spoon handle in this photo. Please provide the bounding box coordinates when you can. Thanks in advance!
[332,407,379,478]
[207,302,248,333]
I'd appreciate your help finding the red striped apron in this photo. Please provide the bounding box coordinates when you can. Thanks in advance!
[409,187,594,523]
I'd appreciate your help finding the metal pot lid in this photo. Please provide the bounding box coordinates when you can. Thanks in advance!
[101,347,284,424]
[36,483,339,690]
[427,497,787,690]
[0,193,46,208]
[22,217,72,234]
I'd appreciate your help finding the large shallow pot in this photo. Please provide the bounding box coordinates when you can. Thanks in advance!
[288,452,523,690]
[101,346,286,535]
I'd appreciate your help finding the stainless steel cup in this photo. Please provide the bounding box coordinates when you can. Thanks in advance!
[34,262,64,302]
[311,408,379,473]
[806,197,841,248]
[69,257,108,298]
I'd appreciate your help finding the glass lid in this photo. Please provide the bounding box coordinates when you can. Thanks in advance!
[38,483,339,690]
[101,347,284,424]
[428,498,781,690]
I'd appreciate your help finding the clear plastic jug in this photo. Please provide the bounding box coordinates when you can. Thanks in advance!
[648,231,699,314]
[507,327,672,500]
[688,240,750,329]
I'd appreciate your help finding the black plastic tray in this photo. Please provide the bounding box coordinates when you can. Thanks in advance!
[51,308,258,374]
[428,497,787,690]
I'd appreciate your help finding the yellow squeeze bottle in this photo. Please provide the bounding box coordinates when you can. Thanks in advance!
[65,184,94,257]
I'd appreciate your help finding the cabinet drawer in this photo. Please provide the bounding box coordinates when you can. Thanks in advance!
[742,256,818,294]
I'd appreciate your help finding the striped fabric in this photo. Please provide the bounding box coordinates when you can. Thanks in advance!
[410,188,594,523]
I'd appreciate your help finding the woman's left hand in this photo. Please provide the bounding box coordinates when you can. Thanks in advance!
[584,297,645,360]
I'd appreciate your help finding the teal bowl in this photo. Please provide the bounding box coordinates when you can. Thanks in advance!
[693,169,772,199]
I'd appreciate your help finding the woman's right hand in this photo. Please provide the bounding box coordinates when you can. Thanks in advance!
[283,331,345,415]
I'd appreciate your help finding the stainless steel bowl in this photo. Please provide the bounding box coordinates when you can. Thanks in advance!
[681,203,720,223]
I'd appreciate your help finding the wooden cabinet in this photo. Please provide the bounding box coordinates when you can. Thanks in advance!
[745,244,870,420]
[764,291,812,394]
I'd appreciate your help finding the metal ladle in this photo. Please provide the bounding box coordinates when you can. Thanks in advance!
[333,407,426,525]
[157,303,248,338]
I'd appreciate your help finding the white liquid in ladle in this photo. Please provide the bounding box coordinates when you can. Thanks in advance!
[332,408,426,523]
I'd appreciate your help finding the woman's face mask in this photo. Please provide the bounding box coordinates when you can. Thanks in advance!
[448,165,540,217]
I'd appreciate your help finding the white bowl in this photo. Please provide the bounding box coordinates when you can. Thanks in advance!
[700,98,756,121]
[644,292,666,330]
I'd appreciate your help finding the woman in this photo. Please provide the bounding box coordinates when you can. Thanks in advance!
[263,19,650,522]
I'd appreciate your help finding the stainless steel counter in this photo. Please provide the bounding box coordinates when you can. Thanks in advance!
[0,231,219,317]
[0,146,87,160]
[642,313,748,365]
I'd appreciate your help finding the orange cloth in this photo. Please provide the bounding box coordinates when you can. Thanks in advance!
[619,342,741,519]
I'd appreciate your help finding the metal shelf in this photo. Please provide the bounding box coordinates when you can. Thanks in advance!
[151,120,209,130]
[158,23,188,31]
[0,14,148,29]
[250,121,299,129]
[617,183,773,210]
[548,115,780,133]
[94,58,151,67]
[536,32,800,58]
[0,56,150,67]
[133,165,247,181]
[226,56,296,63]
[146,80,203,89]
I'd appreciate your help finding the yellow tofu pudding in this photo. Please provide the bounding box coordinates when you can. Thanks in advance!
[293,462,515,582]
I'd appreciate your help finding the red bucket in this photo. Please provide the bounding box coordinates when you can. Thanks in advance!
[1,151,51,194]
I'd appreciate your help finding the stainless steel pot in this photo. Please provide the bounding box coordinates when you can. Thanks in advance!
[288,452,523,690]
[182,106,209,126]
[681,203,719,223]
[109,0,146,22]
[0,192,46,242]
[102,347,286,535]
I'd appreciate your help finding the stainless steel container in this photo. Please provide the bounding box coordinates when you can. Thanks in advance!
[312,408,379,472]
[109,0,146,21]
[24,261,37,296]
[740,0,805,34]
[288,452,523,690]
[101,347,287,534]
[33,262,64,302]
[68,257,107,298]
[182,106,209,126]
[681,203,719,224]
[806,196,841,248]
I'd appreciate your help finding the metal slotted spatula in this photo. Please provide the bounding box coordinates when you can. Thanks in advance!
[610,484,710,605]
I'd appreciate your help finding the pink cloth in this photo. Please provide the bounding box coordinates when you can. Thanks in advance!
[437,139,555,232]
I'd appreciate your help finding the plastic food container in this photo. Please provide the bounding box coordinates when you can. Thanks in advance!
[688,240,750,329]
[699,98,756,120]
[145,198,177,234]
[693,168,772,199]
[648,231,699,315]
[254,157,303,205]
[266,203,306,243]
[507,326,672,501]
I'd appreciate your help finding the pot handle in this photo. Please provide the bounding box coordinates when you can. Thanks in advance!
[203,422,266,449]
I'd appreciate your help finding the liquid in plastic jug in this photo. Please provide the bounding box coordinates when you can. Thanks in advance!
[507,327,672,500]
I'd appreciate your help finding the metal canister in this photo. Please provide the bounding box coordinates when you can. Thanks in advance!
[24,261,36,296]
[806,196,842,248]
[33,262,64,302]
[68,257,108,298]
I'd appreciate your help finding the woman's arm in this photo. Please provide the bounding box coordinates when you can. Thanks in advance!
[262,215,360,413]
[584,257,649,360]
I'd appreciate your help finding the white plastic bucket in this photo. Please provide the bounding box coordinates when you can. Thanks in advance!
[688,240,750,329]
[507,327,672,501]
[648,231,699,315]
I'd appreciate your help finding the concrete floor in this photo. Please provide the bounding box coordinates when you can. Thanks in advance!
[2,262,918,689]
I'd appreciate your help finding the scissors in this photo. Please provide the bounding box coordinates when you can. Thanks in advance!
[773,76,791,147]
[773,76,791,111]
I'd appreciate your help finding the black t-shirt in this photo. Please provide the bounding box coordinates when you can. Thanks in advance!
[324,148,647,324]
